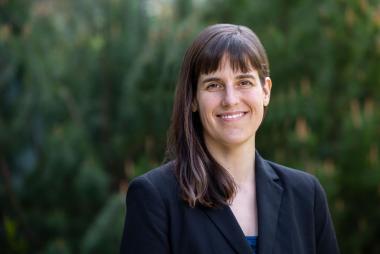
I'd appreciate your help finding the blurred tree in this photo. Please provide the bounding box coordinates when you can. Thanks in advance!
[1,0,33,253]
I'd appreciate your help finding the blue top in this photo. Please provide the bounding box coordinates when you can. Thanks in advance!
[245,236,258,254]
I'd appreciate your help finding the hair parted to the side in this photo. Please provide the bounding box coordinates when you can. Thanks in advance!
[166,24,270,208]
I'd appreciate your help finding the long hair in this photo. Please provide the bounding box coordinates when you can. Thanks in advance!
[166,24,270,208]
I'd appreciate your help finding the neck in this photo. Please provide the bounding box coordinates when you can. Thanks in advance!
[205,140,256,185]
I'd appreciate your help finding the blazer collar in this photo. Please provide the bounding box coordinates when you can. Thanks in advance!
[201,151,283,254]
[201,205,253,254]
[255,150,284,254]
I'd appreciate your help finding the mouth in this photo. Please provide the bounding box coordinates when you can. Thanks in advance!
[216,111,248,120]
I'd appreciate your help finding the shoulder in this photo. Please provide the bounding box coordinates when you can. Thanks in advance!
[260,157,339,252]
[262,157,332,223]
[127,161,179,202]
[264,159,324,199]
[131,161,177,189]
[267,160,317,184]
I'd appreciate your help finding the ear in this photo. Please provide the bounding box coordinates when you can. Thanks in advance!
[191,100,198,112]
[263,77,272,106]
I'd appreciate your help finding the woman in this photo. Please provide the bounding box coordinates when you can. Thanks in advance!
[120,24,339,254]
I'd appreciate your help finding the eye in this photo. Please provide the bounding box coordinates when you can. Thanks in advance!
[206,82,223,91]
[239,80,254,87]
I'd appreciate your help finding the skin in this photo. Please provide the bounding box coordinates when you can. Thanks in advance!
[194,55,272,235]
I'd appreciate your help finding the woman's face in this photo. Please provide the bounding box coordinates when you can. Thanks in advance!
[194,55,271,151]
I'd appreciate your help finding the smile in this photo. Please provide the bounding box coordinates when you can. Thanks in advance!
[217,112,247,120]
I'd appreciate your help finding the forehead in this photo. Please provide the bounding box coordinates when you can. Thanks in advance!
[198,52,256,76]
[199,54,257,77]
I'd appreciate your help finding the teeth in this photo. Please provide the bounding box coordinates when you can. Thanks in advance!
[220,112,244,119]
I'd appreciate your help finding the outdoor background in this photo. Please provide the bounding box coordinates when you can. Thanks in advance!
[1,0,380,253]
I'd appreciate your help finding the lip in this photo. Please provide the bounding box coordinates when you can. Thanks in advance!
[216,111,248,121]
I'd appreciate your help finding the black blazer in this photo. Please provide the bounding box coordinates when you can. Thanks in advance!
[120,152,339,254]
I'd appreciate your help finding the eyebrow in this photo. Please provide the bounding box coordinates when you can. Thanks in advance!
[235,74,256,80]
[200,77,224,84]
[201,74,256,84]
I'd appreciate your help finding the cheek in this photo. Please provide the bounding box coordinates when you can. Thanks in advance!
[197,96,219,126]
[198,103,212,124]
[197,94,217,113]
[245,93,264,109]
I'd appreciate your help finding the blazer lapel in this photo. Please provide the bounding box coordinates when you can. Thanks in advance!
[255,151,284,254]
[202,205,253,254]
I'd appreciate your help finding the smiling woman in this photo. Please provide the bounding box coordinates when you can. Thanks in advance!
[120,24,340,254]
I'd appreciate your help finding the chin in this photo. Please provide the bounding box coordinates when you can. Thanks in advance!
[220,135,254,147]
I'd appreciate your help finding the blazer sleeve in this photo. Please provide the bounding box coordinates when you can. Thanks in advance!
[313,178,340,254]
[120,175,170,254]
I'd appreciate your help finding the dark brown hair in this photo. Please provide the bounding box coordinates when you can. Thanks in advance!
[166,24,270,208]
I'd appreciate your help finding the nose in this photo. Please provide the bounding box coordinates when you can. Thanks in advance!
[222,85,239,107]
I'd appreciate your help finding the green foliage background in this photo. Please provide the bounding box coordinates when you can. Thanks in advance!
[1,0,379,253]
